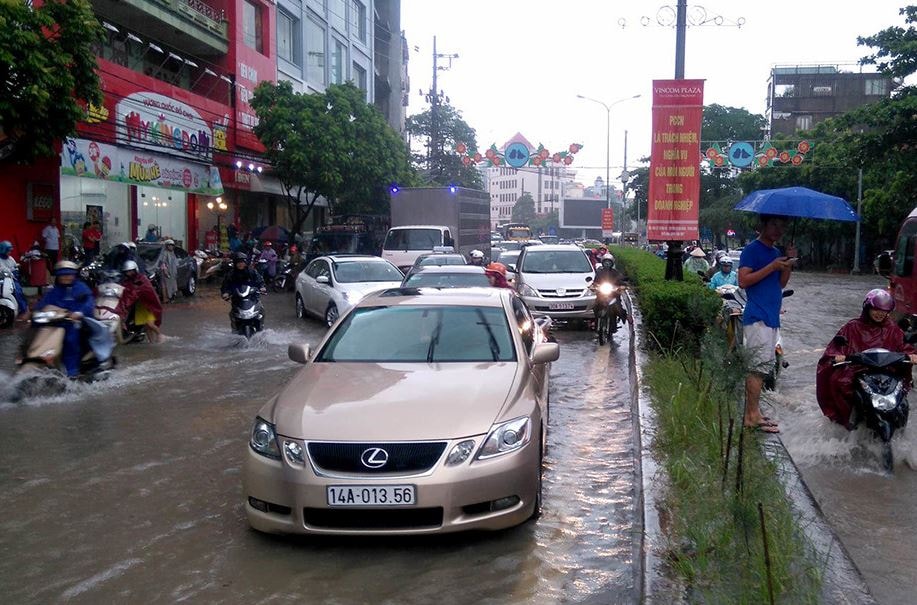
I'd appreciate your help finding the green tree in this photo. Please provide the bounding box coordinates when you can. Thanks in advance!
[858,5,917,79]
[531,210,559,235]
[406,103,483,189]
[0,0,104,162]
[511,193,536,224]
[252,81,414,237]
[702,104,768,141]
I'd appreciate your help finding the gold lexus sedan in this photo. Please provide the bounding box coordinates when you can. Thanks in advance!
[243,287,559,535]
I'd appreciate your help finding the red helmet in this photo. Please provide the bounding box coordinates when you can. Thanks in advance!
[484,262,507,277]
[289,244,298,254]
[864,288,895,312]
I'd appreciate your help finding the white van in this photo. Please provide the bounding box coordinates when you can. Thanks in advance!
[382,225,454,272]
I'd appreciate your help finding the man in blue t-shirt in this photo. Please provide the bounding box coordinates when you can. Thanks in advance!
[738,214,797,433]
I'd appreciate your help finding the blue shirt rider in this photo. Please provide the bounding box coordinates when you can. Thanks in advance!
[35,261,96,377]
[708,259,739,289]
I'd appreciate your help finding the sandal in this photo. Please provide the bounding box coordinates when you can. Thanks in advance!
[744,423,780,434]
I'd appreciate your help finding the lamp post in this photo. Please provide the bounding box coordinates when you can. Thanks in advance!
[576,94,641,214]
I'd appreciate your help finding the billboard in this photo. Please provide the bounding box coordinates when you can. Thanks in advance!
[647,79,704,241]
[560,198,607,229]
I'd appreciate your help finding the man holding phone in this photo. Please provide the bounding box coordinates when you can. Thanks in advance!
[738,214,797,433]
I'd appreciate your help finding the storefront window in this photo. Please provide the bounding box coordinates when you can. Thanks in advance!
[137,186,188,246]
[60,176,131,254]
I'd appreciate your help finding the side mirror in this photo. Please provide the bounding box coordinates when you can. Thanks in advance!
[877,253,893,277]
[288,343,312,364]
[782,289,794,298]
[507,264,516,273]
[316,275,330,285]
[531,342,560,364]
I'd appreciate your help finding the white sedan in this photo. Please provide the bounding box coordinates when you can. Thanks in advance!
[295,255,404,326]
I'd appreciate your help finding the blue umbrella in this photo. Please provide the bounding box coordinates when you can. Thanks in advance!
[734,187,859,222]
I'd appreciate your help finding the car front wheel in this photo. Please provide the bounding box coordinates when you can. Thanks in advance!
[295,294,306,320]
[183,274,196,297]
[325,303,339,327]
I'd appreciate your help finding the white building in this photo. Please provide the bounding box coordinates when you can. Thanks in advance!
[276,0,408,134]
[483,133,576,230]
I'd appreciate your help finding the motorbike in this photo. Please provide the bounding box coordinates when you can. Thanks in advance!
[14,306,115,398]
[271,260,297,292]
[831,343,912,471]
[228,285,265,339]
[0,269,20,328]
[593,281,627,346]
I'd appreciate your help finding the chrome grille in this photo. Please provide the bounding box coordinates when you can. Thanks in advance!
[537,288,586,299]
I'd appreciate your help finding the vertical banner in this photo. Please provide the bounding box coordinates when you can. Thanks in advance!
[647,79,704,241]
[601,207,615,238]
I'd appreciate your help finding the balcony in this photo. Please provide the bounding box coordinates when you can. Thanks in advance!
[92,0,228,57]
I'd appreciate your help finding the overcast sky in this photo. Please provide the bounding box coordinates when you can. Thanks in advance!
[400,1,909,186]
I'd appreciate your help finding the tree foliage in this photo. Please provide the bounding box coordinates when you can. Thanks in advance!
[702,104,768,142]
[0,0,104,162]
[406,103,483,189]
[252,81,414,236]
[511,193,536,224]
[858,5,917,80]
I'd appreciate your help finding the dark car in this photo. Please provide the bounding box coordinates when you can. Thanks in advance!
[137,243,198,298]
[400,265,490,289]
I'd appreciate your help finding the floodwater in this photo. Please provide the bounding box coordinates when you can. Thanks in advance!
[0,286,638,604]
[764,271,917,605]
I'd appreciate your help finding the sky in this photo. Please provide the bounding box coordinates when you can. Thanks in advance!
[400,0,909,186]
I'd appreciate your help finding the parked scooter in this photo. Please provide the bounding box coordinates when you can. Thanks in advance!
[0,269,20,328]
[228,285,265,338]
[831,344,911,471]
[592,281,627,346]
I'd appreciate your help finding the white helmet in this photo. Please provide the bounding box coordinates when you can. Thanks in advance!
[122,260,138,272]
[124,241,137,250]
[602,253,615,262]
[470,249,484,259]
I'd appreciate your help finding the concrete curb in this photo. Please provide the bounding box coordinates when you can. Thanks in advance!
[626,292,876,604]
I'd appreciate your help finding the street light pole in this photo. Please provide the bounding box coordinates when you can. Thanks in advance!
[853,167,863,274]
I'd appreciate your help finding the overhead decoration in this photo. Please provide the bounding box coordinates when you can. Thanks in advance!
[703,140,812,170]
[454,142,582,168]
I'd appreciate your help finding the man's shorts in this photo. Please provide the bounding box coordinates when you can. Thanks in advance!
[743,321,779,373]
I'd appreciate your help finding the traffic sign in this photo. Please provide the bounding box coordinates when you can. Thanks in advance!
[728,142,755,168]
[504,142,530,169]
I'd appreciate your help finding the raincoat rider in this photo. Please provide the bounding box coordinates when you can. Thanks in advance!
[484,262,512,289]
[0,241,29,319]
[259,241,279,279]
[816,288,917,428]
[708,258,738,289]
[221,252,265,300]
[468,249,485,267]
[35,261,96,376]
[117,260,163,342]
[592,253,627,323]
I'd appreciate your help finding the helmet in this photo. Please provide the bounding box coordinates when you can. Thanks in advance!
[715,251,727,262]
[864,288,895,312]
[470,249,484,259]
[54,260,80,275]
[0,241,11,254]
[719,257,733,266]
[264,240,272,247]
[289,245,298,254]
[164,239,175,246]
[484,262,507,277]
[233,251,249,263]
[124,241,137,250]
[602,253,615,262]
[122,260,138,272]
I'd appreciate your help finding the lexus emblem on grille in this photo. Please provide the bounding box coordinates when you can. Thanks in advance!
[556,288,566,296]
[360,447,389,468]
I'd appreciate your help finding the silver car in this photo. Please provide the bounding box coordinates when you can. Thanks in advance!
[513,244,596,319]
[295,255,404,326]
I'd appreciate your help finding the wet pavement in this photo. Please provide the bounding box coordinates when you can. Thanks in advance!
[766,271,917,605]
[0,285,638,604]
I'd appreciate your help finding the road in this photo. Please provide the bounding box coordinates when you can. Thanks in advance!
[0,286,639,604]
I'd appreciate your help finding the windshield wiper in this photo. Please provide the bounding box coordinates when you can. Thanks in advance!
[426,309,443,363]
[475,309,501,361]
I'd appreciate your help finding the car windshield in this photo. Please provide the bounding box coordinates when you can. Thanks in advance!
[333,260,403,283]
[317,305,516,362]
[383,229,442,251]
[499,241,523,251]
[499,251,521,266]
[506,228,531,239]
[520,250,593,273]
[403,273,490,288]
[417,255,465,267]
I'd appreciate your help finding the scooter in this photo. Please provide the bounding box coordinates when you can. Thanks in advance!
[593,281,627,346]
[832,344,911,471]
[0,269,19,328]
[228,285,265,339]
[271,260,296,292]
[14,306,115,399]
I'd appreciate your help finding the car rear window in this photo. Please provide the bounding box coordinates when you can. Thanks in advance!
[520,250,592,273]
[403,273,490,288]
[333,260,403,283]
[383,229,442,251]
[418,255,465,266]
[316,305,516,363]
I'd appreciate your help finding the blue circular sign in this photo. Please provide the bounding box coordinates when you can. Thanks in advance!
[728,142,755,168]
[504,142,530,169]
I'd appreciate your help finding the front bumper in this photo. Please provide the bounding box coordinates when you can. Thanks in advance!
[519,294,596,319]
[242,436,539,535]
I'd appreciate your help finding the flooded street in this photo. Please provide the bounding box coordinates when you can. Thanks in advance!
[768,272,917,605]
[0,286,637,604]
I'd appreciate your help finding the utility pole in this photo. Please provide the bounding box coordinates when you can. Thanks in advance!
[852,167,863,274]
[426,36,458,182]
[665,0,688,281]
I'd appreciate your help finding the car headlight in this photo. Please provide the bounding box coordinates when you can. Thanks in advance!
[250,417,281,459]
[518,283,539,297]
[445,439,476,466]
[282,439,306,466]
[476,417,531,460]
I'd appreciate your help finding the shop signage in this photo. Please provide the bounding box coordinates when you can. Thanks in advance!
[116,92,214,162]
[647,79,704,241]
[61,138,223,195]
[27,183,55,222]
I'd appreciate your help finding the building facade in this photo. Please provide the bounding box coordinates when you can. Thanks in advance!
[767,63,899,137]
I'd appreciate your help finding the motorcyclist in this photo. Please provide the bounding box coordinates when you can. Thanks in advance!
[592,253,627,324]
[117,260,163,343]
[259,240,279,280]
[0,241,29,319]
[484,262,512,289]
[816,288,917,428]
[469,249,485,267]
[708,258,738,289]
[33,261,96,377]
[221,251,265,300]
[683,247,710,275]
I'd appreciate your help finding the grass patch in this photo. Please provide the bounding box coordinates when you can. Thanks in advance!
[644,334,823,603]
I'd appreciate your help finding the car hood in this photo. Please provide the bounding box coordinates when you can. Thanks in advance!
[519,271,594,290]
[271,362,517,440]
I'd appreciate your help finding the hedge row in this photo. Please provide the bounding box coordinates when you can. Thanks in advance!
[611,246,721,354]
